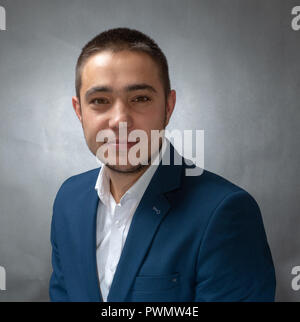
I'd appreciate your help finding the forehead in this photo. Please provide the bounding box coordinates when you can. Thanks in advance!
[80,50,162,93]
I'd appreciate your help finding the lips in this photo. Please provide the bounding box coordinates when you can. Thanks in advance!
[110,142,137,146]
[106,140,138,151]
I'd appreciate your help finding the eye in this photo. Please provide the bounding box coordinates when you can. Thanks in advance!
[90,98,110,105]
[132,96,151,103]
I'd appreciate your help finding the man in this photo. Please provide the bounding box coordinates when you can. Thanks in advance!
[49,27,276,302]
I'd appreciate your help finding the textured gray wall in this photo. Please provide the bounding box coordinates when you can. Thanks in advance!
[0,0,299,301]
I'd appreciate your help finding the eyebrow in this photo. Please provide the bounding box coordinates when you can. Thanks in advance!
[84,83,157,101]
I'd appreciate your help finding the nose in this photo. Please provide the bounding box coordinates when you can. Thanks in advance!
[109,98,133,134]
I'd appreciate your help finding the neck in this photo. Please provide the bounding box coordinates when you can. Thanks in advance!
[107,164,151,204]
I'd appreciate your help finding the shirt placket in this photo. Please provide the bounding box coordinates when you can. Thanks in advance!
[105,200,127,288]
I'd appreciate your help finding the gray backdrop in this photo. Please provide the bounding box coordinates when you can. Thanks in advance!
[0,0,299,302]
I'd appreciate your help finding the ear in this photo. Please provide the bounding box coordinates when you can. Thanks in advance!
[72,96,82,123]
[165,89,176,127]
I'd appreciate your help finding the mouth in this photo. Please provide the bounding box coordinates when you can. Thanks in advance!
[106,140,139,151]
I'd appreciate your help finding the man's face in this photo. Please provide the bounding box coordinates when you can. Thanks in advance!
[72,49,176,173]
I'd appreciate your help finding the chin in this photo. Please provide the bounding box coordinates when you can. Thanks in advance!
[105,163,147,174]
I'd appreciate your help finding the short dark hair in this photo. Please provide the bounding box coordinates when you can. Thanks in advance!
[75,27,171,101]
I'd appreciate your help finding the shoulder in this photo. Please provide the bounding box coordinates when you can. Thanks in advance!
[59,167,100,190]
[53,167,100,209]
[182,165,249,197]
[179,163,259,214]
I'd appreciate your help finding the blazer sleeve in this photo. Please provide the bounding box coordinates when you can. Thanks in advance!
[49,200,69,302]
[194,190,276,302]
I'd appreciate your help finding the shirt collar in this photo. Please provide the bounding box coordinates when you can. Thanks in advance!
[94,136,168,207]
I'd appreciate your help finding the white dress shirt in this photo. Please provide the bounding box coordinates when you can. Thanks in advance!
[94,137,167,302]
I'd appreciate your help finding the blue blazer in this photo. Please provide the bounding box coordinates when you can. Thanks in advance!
[49,143,276,302]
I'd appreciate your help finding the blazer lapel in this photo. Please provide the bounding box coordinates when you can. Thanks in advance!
[106,192,170,302]
[107,143,184,302]
[78,183,103,302]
